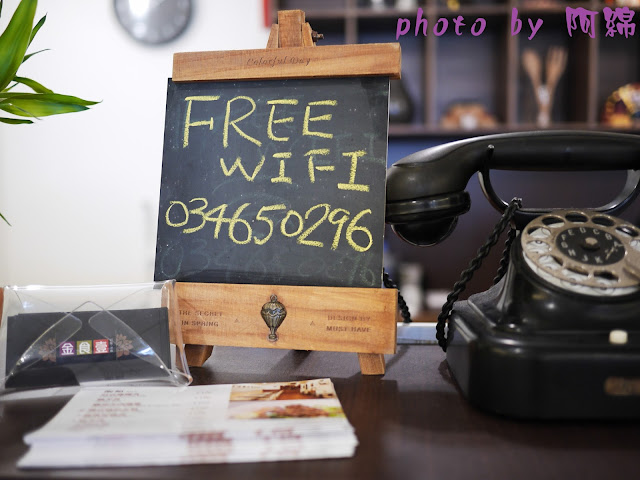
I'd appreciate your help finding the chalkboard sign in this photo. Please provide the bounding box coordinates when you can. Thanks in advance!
[154,76,389,288]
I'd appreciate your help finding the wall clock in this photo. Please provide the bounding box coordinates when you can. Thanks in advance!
[114,0,192,45]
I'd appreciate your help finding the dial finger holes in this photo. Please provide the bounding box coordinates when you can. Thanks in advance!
[564,212,588,223]
[594,270,619,287]
[592,216,615,227]
[615,224,639,239]
[528,226,551,239]
[562,265,589,282]
[615,225,640,252]
[526,240,550,254]
[539,255,563,270]
[541,216,565,228]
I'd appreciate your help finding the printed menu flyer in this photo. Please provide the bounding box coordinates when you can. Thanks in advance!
[19,379,358,468]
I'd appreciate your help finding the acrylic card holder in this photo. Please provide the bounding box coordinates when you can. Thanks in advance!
[0,281,192,394]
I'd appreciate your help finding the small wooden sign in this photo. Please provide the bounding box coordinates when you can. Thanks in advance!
[155,10,401,374]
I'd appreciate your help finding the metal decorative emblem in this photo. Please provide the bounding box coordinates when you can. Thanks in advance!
[261,295,287,342]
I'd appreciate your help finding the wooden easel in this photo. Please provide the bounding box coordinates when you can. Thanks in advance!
[266,9,319,48]
[177,10,400,375]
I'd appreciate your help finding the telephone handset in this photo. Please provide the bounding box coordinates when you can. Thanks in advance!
[386,130,640,245]
[386,131,640,419]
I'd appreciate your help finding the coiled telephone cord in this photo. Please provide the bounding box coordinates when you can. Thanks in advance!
[436,197,522,352]
[383,269,412,323]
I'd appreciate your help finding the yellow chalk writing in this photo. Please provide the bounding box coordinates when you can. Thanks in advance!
[165,199,374,253]
[271,152,292,184]
[305,149,333,183]
[328,208,350,250]
[346,209,373,252]
[228,203,252,245]
[223,96,261,148]
[220,156,265,181]
[297,204,330,248]
[254,204,287,245]
[183,197,209,234]
[204,204,228,239]
[302,100,337,138]
[338,150,369,192]
[281,209,304,237]
[166,201,189,228]
[267,99,298,142]
[183,96,220,148]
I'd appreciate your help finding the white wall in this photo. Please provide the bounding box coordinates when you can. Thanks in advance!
[0,0,270,285]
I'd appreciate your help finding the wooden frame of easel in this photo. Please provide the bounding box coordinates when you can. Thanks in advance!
[174,10,401,375]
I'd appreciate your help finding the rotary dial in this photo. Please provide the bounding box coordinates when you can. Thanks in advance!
[521,210,640,296]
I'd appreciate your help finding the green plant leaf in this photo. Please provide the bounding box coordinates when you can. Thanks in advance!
[0,91,98,105]
[0,91,97,104]
[1,117,33,124]
[0,102,38,118]
[0,92,97,117]
[0,104,37,118]
[21,48,48,64]
[0,211,11,226]
[0,116,33,124]
[28,13,45,45]
[12,76,52,93]
[0,0,38,91]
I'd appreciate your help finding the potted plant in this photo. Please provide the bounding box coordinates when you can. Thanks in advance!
[0,0,97,224]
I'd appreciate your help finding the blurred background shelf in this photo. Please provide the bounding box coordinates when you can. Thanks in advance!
[272,0,640,137]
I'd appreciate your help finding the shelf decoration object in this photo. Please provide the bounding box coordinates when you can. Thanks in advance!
[155,10,401,375]
[440,102,497,130]
[612,0,640,6]
[389,78,414,124]
[395,0,418,8]
[522,47,567,128]
[602,83,640,128]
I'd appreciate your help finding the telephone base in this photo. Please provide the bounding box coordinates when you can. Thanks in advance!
[447,295,640,419]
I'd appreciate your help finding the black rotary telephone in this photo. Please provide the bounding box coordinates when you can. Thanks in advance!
[386,131,640,419]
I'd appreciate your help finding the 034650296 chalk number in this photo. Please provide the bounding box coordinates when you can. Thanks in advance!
[165,199,373,253]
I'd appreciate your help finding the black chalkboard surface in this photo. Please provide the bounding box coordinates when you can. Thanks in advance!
[154,76,389,288]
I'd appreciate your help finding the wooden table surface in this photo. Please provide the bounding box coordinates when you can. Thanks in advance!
[1,345,639,480]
